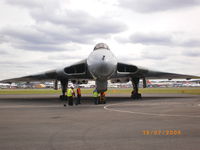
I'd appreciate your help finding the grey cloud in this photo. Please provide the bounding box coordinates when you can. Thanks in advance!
[4,0,41,8]
[48,54,82,60]
[31,9,126,35]
[118,32,200,48]
[0,35,6,43]
[119,0,200,13]
[130,33,173,45]
[0,59,59,68]
[0,49,9,55]
[117,55,142,63]
[13,43,66,51]
[181,39,200,47]
[0,60,22,65]
[0,5,126,52]
[2,27,57,45]
[182,50,200,57]
[142,54,166,60]
[4,0,126,35]
[3,0,60,9]
[1,27,67,51]
[141,50,168,60]
[6,0,125,35]
[28,60,60,66]
[0,25,106,51]
[117,51,168,62]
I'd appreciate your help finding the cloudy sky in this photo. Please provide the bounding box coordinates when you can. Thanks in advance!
[0,0,200,80]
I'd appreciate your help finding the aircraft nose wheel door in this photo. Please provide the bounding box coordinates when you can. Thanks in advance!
[131,78,142,99]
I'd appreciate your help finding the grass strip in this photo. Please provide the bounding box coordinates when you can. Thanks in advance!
[0,88,199,95]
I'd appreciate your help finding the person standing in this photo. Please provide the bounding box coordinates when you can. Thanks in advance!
[67,86,74,106]
[76,86,81,105]
[93,89,99,104]
[100,92,106,104]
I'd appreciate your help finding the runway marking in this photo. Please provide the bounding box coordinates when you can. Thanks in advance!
[0,104,103,109]
[104,103,200,118]
[0,105,61,109]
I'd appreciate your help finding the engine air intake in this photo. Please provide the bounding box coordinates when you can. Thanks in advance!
[117,63,138,73]
[64,63,85,74]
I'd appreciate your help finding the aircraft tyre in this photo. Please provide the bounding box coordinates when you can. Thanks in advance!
[131,93,142,100]
[60,95,67,100]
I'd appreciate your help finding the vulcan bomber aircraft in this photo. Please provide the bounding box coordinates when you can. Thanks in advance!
[1,43,199,99]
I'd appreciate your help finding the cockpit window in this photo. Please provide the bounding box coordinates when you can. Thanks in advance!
[94,43,110,51]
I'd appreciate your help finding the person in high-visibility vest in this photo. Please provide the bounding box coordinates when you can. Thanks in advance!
[100,92,106,104]
[93,89,99,104]
[67,86,75,106]
[76,86,81,105]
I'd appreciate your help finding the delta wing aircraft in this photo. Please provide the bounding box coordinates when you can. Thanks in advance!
[1,43,199,99]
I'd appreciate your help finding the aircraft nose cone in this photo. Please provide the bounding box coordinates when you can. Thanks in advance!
[87,50,117,80]
[95,61,113,77]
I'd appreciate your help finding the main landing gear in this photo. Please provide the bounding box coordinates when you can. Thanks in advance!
[131,78,142,99]
[60,80,68,100]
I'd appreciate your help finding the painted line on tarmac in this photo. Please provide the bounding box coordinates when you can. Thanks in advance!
[0,104,103,109]
[104,103,200,118]
[0,105,61,109]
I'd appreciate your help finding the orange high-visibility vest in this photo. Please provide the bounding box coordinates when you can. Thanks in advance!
[101,92,105,96]
[77,88,81,95]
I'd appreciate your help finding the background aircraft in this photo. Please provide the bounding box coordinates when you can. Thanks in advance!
[0,43,199,99]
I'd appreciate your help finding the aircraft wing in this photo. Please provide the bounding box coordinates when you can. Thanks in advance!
[0,59,91,83]
[0,70,58,83]
[116,62,200,80]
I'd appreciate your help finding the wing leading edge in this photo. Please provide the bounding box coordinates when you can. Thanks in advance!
[0,59,91,83]
[116,62,200,80]
[0,69,58,83]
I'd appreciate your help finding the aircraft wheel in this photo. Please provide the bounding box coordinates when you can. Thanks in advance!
[132,93,142,100]
[60,95,68,100]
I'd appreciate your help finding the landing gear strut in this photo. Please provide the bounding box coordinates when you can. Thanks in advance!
[60,80,68,100]
[131,78,142,99]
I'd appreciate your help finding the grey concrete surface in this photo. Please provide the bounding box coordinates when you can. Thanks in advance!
[0,94,199,150]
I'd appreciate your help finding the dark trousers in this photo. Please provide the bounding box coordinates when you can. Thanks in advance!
[94,97,98,104]
[68,96,73,106]
[75,95,81,105]
[76,95,81,105]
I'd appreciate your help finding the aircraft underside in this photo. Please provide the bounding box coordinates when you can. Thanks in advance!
[1,43,199,101]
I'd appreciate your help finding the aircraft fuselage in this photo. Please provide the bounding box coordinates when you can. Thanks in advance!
[87,48,117,92]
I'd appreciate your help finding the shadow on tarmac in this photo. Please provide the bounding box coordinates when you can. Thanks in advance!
[0,94,192,105]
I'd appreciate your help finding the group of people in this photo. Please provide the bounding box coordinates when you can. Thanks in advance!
[63,86,106,106]
[64,86,81,106]
[93,89,106,105]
